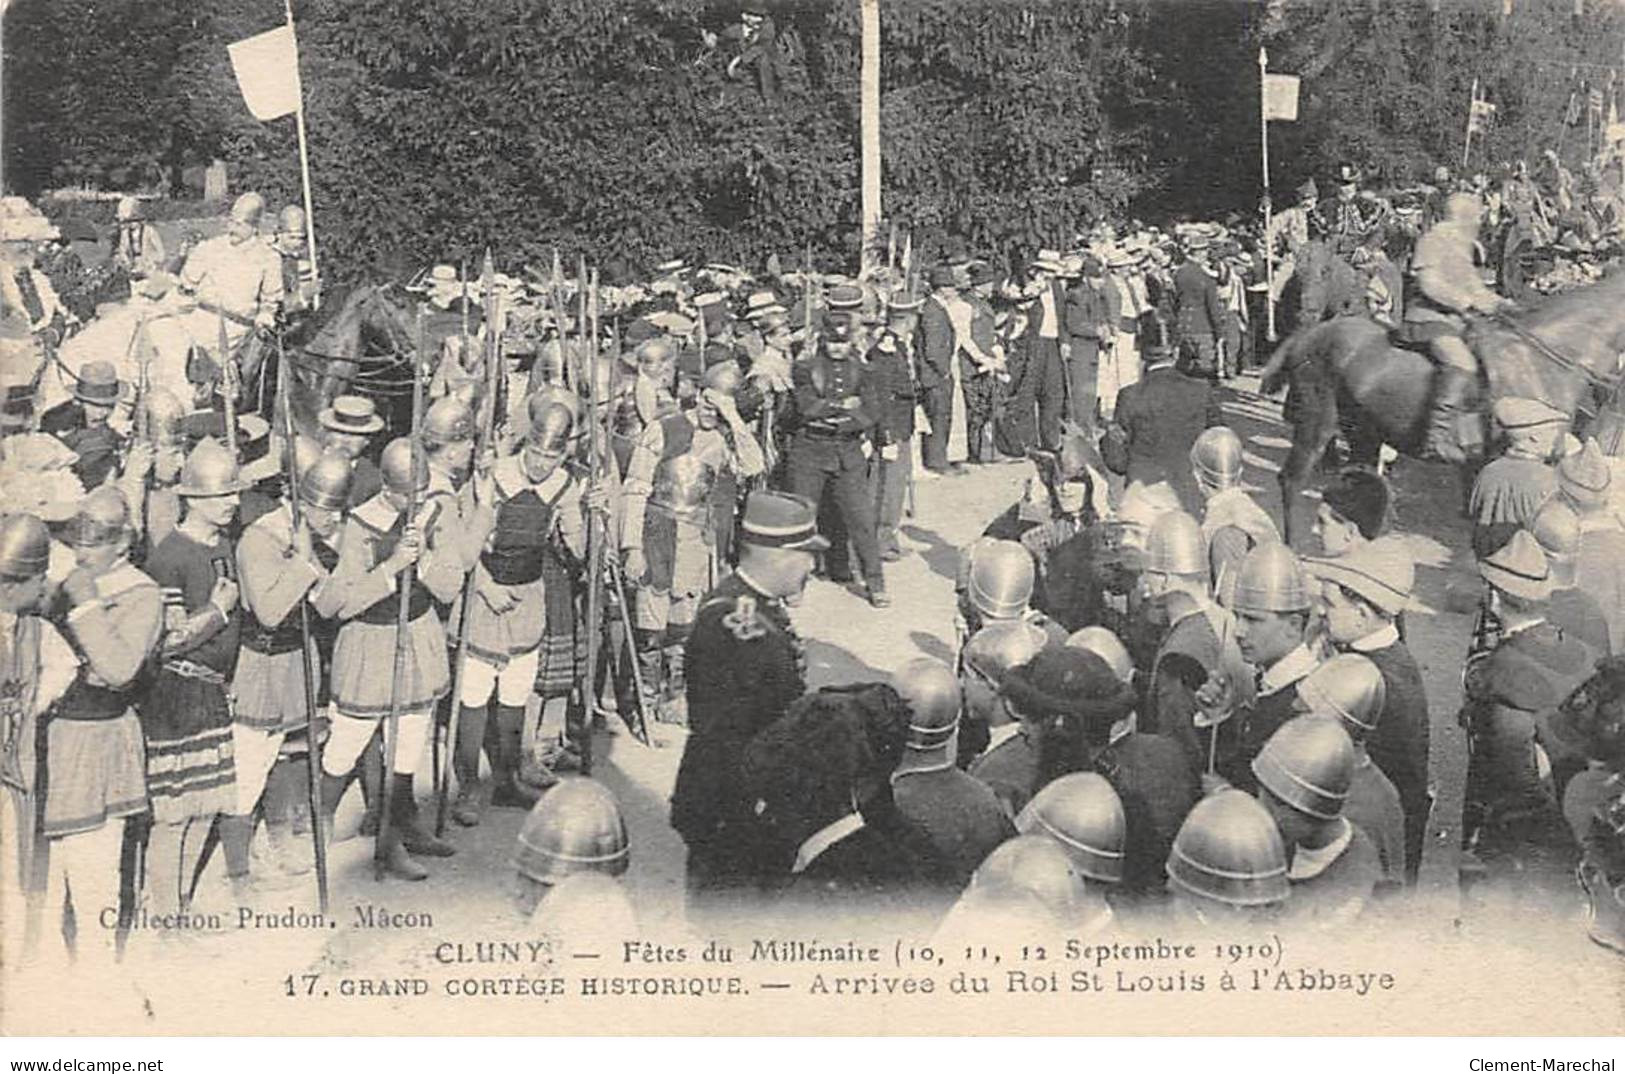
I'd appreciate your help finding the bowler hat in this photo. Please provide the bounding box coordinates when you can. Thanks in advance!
[73,360,121,406]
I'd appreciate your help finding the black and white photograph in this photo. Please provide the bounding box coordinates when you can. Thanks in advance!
[1,0,1624,1046]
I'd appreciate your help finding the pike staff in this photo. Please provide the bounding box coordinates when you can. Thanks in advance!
[582,265,605,770]
[376,302,428,881]
[277,329,330,911]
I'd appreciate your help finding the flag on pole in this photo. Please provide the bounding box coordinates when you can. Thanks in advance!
[1468,95,1497,135]
[228,24,302,122]
[1263,73,1301,122]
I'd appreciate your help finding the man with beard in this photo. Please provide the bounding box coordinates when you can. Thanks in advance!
[671,491,822,914]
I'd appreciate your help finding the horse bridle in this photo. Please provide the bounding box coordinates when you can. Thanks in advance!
[1489,310,1623,412]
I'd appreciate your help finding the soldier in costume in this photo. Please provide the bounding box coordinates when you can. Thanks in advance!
[512,778,629,917]
[0,515,84,966]
[0,198,72,359]
[620,360,764,725]
[1191,425,1278,551]
[1298,654,1406,889]
[1559,441,1625,655]
[40,359,125,490]
[269,205,318,319]
[960,617,1051,813]
[1265,179,1319,305]
[139,438,246,917]
[1461,531,1594,859]
[452,399,585,826]
[1166,788,1291,926]
[1403,192,1514,462]
[887,658,1013,888]
[1306,539,1433,884]
[1253,715,1384,925]
[110,196,167,282]
[229,450,350,881]
[1529,498,1613,660]
[783,297,888,606]
[178,192,283,398]
[671,491,822,909]
[1322,163,1390,260]
[119,386,189,552]
[319,437,461,880]
[1469,396,1565,535]
[1014,772,1127,908]
[1198,542,1321,793]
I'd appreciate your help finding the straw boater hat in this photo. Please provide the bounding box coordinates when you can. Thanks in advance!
[318,395,385,437]
[1031,248,1067,275]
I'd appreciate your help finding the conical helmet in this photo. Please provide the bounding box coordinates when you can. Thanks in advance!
[960,618,1050,684]
[526,399,577,456]
[140,386,189,449]
[299,450,354,511]
[1145,509,1207,578]
[1015,773,1126,884]
[1251,714,1356,820]
[1190,426,1244,490]
[966,539,1035,620]
[892,658,962,749]
[0,513,50,577]
[1229,541,1310,613]
[64,486,130,549]
[970,835,1090,922]
[1297,654,1386,737]
[513,779,630,886]
[1166,789,1290,907]
[177,437,245,497]
[379,437,429,496]
[423,395,475,447]
[1064,627,1134,686]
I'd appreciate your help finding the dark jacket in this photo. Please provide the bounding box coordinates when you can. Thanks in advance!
[1103,363,1223,515]
[1089,733,1200,895]
[1172,259,1225,345]
[919,293,956,390]
[865,337,916,445]
[1150,608,1224,775]
[891,765,1016,887]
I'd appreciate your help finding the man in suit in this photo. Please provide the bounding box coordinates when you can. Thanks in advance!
[1028,251,1070,450]
[918,267,959,475]
[866,295,922,561]
[1171,239,1227,380]
[1101,320,1223,517]
[1064,254,1117,429]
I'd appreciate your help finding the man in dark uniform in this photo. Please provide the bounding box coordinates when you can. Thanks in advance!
[783,294,888,607]
[866,294,921,562]
[671,491,822,912]
[1171,239,1226,380]
[888,659,1013,886]
[41,359,125,489]
[1064,254,1116,429]
[917,267,958,475]
[1102,319,1221,518]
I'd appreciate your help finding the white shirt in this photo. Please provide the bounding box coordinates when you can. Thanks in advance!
[1258,643,1320,698]
[1349,623,1400,653]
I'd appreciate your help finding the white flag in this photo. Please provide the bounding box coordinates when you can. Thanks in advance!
[1263,73,1301,122]
[228,24,302,122]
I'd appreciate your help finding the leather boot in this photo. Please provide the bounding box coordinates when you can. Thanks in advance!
[378,827,429,882]
[316,770,349,842]
[491,704,543,808]
[451,703,488,827]
[393,774,456,858]
[1426,367,1472,462]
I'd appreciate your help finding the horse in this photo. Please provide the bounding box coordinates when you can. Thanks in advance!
[1260,268,1625,546]
[279,282,420,445]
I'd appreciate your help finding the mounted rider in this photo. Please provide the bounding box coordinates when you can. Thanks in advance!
[1402,191,1514,462]
[178,191,284,400]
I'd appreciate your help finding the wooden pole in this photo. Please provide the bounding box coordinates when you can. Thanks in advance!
[1260,46,1277,343]
[860,0,882,278]
[1463,77,1478,169]
[285,0,320,310]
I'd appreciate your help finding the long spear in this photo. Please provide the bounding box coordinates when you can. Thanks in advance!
[277,329,330,912]
[376,303,428,880]
[218,314,239,457]
[582,265,604,772]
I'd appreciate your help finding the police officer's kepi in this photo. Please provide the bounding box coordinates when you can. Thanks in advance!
[739,491,830,552]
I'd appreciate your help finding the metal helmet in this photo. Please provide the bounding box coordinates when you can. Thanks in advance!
[1166,789,1290,907]
[701,359,743,396]
[1229,542,1311,614]
[526,401,577,457]
[649,452,716,515]
[1015,772,1127,885]
[1251,714,1356,821]
[1297,654,1386,738]
[177,437,246,497]
[379,437,429,496]
[1064,627,1134,687]
[279,205,306,235]
[892,658,962,749]
[513,779,630,886]
[140,386,188,448]
[422,395,475,447]
[299,450,354,511]
[961,618,1050,684]
[115,195,144,222]
[1145,509,1208,578]
[1190,426,1244,490]
[528,384,583,429]
[65,486,131,549]
[230,191,265,225]
[967,539,1035,620]
[0,513,50,578]
[970,835,1091,922]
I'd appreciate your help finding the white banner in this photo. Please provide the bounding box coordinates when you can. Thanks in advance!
[1263,73,1300,122]
[227,24,302,122]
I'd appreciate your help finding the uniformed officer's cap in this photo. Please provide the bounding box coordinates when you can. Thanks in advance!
[739,490,830,552]
[1491,396,1567,433]
[1558,439,1610,511]
[1478,528,1552,602]
[825,285,864,311]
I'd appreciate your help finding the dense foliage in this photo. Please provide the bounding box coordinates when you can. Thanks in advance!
[5,0,1621,284]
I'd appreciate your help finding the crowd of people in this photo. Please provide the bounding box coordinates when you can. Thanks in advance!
[2,147,1625,1000]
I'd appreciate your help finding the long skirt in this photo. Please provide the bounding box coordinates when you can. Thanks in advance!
[42,714,148,838]
[139,671,236,824]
